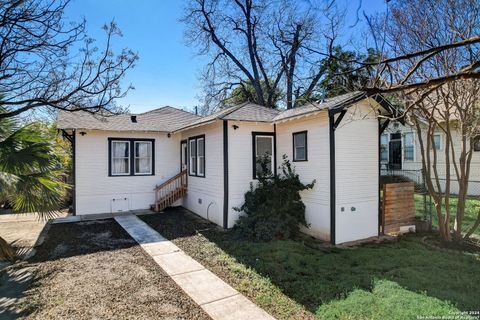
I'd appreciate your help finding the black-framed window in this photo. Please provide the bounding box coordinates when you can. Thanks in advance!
[188,135,205,177]
[474,136,480,152]
[134,141,153,174]
[252,132,275,179]
[293,131,308,161]
[108,138,155,176]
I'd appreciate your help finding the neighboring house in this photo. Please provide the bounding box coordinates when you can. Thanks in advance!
[381,121,480,196]
[58,91,396,244]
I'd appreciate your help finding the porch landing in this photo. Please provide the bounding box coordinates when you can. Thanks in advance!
[114,214,275,320]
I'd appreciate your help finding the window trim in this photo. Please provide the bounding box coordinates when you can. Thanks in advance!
[134,141,153,175]
[380,133,389,162]
[180,139,188,171]
[403,132,415,162]
[433,133,443,151]
[188,134,206,178]
[252,131,276,179]
[108,138,155,177]
[110,140,130,176]
[292,131,308,162]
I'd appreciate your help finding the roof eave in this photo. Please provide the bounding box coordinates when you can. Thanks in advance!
[171,119,219,133]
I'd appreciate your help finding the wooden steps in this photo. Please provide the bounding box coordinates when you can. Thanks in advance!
[154,169,188,212]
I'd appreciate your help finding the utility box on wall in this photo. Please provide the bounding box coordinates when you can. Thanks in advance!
[111,198,129,212]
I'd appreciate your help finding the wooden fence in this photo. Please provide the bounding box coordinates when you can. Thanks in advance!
[381,182,416,234]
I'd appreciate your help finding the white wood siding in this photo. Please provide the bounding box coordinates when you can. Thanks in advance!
[180,121,224,226]
[335,101,379,243]
[276,113,331,240]
[227,121,275,228]
[75,130,180,215]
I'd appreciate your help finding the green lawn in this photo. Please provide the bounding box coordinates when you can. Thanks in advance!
[141,210,480,320]
[415,194,480,236]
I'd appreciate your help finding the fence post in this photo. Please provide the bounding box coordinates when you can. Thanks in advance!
[423,194,427,219]
[381,183,386,234]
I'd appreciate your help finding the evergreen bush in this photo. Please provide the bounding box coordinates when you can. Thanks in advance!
[234,155,315,241]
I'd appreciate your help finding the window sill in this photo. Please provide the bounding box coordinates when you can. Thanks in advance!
[109,173,155,177]
[188,174,206,178]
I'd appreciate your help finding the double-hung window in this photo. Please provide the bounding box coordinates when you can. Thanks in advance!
[109,139,154,176]
[433,134,442,151]
[253,132,275,178]
[404,132,414,161]
[188,135,205,177]
[111,141,130,175]
[380,134,389,161]
[134,141,153,174]
[293,131,307,161]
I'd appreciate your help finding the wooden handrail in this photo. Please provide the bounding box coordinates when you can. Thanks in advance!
[153,169,188,212]
[154,169,187,191]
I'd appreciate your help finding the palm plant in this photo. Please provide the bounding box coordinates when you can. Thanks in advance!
[0,110,68,261]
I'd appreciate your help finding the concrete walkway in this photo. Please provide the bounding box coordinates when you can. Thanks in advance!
[114,214,275,320]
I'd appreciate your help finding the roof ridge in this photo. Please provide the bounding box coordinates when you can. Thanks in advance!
[217,102,250,119]
[140,105,201,118]
[276,101,320,117]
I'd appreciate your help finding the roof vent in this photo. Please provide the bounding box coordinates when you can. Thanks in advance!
[131,115,137,123]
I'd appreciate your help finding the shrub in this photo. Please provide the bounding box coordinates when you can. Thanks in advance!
[234,155,315,241]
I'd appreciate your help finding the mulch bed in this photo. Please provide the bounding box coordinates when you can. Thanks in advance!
[13,219,210,320]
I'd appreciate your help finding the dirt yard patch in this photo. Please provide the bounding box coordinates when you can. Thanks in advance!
[7,218,210,320]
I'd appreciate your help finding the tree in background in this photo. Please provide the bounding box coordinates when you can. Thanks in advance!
[183,0,344,111]
[0,0,138,119]
[371,0,480,241]
[224,79,283,107]
[0,109,68,260]
[317,47,380,99]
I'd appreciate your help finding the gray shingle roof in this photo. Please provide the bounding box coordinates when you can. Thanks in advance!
[172,102,280,132]
[57,106,201,132]
[273,91,366,122]
[223,103,280,122]
[57,92,385,133]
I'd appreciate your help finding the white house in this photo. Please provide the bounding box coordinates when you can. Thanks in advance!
[381,121,480,196]
[58,91,397,244]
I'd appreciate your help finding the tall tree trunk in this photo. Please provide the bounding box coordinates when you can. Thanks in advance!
[286,24,301,109]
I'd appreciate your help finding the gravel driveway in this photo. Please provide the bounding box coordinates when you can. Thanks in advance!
[11,219,210,320]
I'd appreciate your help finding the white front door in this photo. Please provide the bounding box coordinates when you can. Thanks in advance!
[181,141,188,170]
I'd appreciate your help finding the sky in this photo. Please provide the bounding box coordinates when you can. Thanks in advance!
[65,0,388,114]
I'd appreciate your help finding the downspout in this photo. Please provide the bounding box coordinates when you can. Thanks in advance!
[378,119,390,235]
[329,108,347,245]
[329,111,336,245]
[378,120,381,236]
[72,129,76,216]
[223,120,229,229]
[273,124,277,176]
